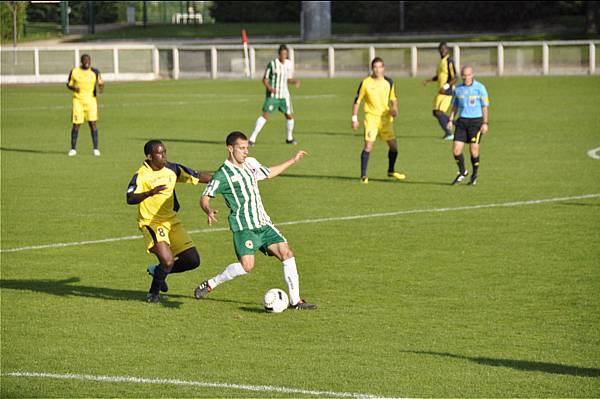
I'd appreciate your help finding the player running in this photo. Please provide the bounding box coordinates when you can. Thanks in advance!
[126,140,212,303]
[352,57,406,184]
[423,42,458,140]
[248,44,301,146]
[66,54,104,156]
[447,66,490,186]
[194,131,316,310]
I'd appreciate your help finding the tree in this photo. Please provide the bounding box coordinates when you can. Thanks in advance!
[1,1,27,45]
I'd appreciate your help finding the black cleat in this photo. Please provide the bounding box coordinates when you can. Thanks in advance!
[290,299,317,310]
[285,138,298,145]
[147,265,168,293]
[467,175,478,186]
[451,170,468,185]
[194,280,212,299]
[146,293,160,303]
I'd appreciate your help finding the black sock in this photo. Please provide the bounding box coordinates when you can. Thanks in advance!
[149,265,168,294]
[91,129,99,150]
[471,156,480,177]
[71,128,78,150]
[361,150,370,177]
[436,113,451,135]
[388,150,398,173]
[454,154,465,174]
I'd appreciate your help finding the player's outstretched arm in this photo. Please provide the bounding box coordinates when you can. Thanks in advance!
[126,185,167,205]
[200,195,218,225]
[267,151,307,179]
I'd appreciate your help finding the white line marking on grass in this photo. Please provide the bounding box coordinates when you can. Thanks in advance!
[1,193,598,254]
[2,371,399,399]
[587,147,600,159]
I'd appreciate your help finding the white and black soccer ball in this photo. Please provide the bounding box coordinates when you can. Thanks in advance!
[263,288,289,313]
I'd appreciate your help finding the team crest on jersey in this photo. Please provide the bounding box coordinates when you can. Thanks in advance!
[268,105,274,111]
[245,240,254,249]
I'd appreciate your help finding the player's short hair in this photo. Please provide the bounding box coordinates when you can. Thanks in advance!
[371,57,384,68]
[278,44,288,54]
[144,139,163,156]
[438,42,448,50]
[80,53,91,63]
[226,131,248,146]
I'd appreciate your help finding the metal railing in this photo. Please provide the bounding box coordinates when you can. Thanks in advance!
[1,40,598,84]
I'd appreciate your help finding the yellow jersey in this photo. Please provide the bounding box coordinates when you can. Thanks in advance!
[354,76,397,117]
[127,161,200,227]
[435,55,456,91]
[67,67,101,101]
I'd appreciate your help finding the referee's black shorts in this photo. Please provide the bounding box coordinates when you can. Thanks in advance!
[454,117,484,144]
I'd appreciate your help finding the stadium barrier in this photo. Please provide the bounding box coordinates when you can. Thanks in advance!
[1,41,598,84]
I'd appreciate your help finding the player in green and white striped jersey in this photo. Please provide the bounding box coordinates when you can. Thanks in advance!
[249,44,301,146]
[195,131,316,310]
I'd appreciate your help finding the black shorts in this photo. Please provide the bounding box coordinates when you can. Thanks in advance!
[454,117,483,144]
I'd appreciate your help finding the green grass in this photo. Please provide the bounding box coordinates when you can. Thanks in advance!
[1,76,599,397]
[0,22,64,45]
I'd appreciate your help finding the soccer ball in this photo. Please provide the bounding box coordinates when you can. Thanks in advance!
[263,288,289,313]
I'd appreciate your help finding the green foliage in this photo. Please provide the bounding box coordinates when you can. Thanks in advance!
[67,1,120,24]
[0,2,26,42]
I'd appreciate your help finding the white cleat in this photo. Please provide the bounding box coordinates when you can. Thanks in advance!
[93,149,101,156]
[68,149,77,157]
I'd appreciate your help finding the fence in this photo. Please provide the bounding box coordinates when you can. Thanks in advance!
[1,40,598,84]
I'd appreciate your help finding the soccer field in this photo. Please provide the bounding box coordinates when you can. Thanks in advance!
[1,76,599,398]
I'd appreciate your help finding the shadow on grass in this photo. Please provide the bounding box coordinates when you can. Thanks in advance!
[280,173,448,186]
[202,296,257,306]
[0,277,184,308]
[238,306,267,314]
[134,137,223,145]
[0,147,65,155]
[403,350,600,377]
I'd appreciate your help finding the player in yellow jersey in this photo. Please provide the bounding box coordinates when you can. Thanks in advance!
[126,140,212,303]
[423,42,457,140]
[66,54,104,156]
[352,57,406,184]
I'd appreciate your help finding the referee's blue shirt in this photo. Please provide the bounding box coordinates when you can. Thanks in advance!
[453,79,490,119]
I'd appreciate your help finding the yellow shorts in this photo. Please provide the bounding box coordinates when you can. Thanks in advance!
[433,94,452,113]
[72,98,98,124]
[140,220,194,256]
[364,113,395,142]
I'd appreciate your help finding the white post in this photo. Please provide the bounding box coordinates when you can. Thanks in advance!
[589,42,596,75]
[113,47,120,77]
[410,46,417,77]
[210,46,218,79]
[368,46,375,64]
[152,47,159,78]
[34,48,40,80]
[249,46,256,79]
[74,48,80,67]
[453,45,460,74]
[497,44,504,76]
[172,47,180,80]
[542,42,549,75]
[328,46,335,78]
[289,47,295,63]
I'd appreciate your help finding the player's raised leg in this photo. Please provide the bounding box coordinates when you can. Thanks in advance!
[194,256,252,299]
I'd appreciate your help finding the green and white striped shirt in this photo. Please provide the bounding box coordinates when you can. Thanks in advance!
[264,58,293,99]
[203,157,272,232]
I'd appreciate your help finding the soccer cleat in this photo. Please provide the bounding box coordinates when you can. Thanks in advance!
[388,171,407,181]
[361,176,369,184]
[285,138,298,145]
[68,149,77,157]
[93,149,101,156]
[248,140,255,147]
[146,293,160,303]
[194,280,212,299]
[467,175,478,186]
[443,134,454,141]
[290,299,317,310]
[451,170,469,185]
[147,265,168,293]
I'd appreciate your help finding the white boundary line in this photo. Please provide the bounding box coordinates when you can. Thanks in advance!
[1,193,599,254]
[587,147,600,159]
[1,371,399,399]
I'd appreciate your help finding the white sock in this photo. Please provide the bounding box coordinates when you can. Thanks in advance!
[249,116,267,142]
[282,257,300,305]
[286,119,295,141]
[210,262,246,289]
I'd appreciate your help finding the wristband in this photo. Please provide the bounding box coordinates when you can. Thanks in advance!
[482,122,488,125]
[351,115,358,123]
[443,83,450,90]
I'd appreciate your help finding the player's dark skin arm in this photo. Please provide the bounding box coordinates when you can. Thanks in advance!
[66,83,80,93]
[126,185,167,205]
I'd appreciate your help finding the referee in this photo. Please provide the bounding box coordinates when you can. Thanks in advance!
[447,65,490,186]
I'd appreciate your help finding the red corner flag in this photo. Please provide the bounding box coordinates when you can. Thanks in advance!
[241,29,248,44]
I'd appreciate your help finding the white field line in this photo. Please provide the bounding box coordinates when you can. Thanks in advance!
[1,193,598,254]
[1,371,400,399]
[587,147,600,160]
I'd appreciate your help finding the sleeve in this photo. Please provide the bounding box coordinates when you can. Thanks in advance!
[92,67,102,82]
[354,80,366,104]
[67,68,75,86]
[167,162,200,185]
[388,79,397,102]
[480,85,490,107]
[264,61,273,80]
[448,57,457,82]
[202,171,226,198]
[245,157,270,181]
[126,173,143,198]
